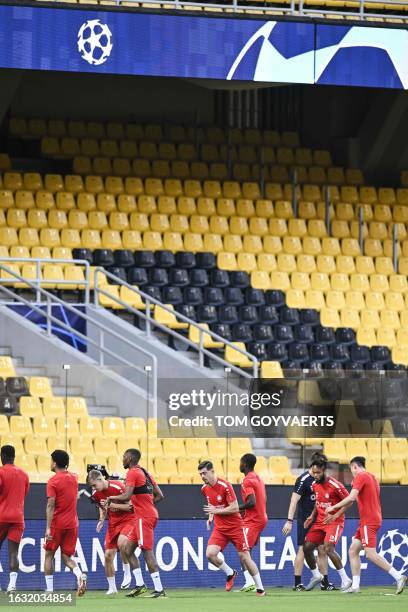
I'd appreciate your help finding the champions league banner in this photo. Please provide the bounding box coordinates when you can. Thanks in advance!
[0,4,408,88]
[1,520,407,589]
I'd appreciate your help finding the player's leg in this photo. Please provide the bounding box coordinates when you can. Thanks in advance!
[206,541,237,590]
[323,542,351,590]
[364,546,406,593]
[44,550,56,592]
[294,546,306,590]
[346,537,363,593]
[303,539,324,591]
[143,549,165,597]
[237,551,265,596]
[60,529,87,597]
[7,539,20,592]
[136,518,165,598]
[119,545,132,589]
[317,545,332,590]
[121,535,147,597]
[239,526,256,591]
[104,548,118,595]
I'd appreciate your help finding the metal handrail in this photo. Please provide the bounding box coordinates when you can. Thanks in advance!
[114,0,408,20]
[93,267,259,378]
[0,262,158,407]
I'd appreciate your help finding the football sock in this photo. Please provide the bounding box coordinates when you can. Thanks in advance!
[337,568,349,584]
[123,563,131,579]
[73,566,82,582]
[294,575,302,587]
[311,568,321,579]
[150,572,163,592]
[244,570,255,586]
[45,576,54,592]
[352,575,361,589]
[219,561,234,577]
[321,575,329,586]
[133,568,144,587]
[107,577,116,591]
[9,572,17,589]
[389,568,400,581]
[252,573,264,591]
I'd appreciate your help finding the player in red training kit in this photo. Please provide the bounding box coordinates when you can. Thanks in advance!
[327,455,407,595]
[303,456,352,592]
[238,453,268,592]
[87,469,141,595]
[198,460,265,597]
[105,448,165,598]
[0,444,29,592]
[43,450,87,596]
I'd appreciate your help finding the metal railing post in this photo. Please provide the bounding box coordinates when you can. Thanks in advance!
[292,168,298,218]
[36,260,41,303]
[99,330,104,366]
[358,206,364,253]
[393,224,398,273]
[46,296,52,337]
[325,186,331,235]
[94,269,99,306]
[146,299,151,337]
[199,329,204,368]
[84,262,90,305]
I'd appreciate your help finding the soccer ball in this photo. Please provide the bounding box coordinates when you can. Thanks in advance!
[378,529,408,574]
[77,20,113,66]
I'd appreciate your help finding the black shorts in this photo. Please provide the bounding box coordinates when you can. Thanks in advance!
[297,518,309,546]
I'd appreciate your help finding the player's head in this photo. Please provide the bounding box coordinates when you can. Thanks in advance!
[87,469,107,490]
[0,444,15,465]
[240,453,256,474]
[51,449,69,472]
[123,448,141,469]
[310,457,328,483]
[198,460,215,485]
[350,456,366,476]
[310,451,327,464]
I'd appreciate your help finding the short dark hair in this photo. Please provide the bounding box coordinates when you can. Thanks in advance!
[350,456,366,468]
[310,451,327,464]
[51,449,69,469]
[198,460,213,471]
[87,469,103,484]
[1,445,15,462]
[310,457,327,470]
[241,453,257,470]
[125,448,141,464]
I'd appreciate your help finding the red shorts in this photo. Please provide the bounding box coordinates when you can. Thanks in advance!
[124,517,158,551]
[305,522,343,546]
[354,524,381,548]
[43,527,78,557]
[208,526,249,552]
[105,520,137,551]
[0,522,24,544]
[243,521,267,549]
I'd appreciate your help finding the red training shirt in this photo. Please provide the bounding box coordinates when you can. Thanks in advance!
[201,478,243,530]
[312,476,349,525]
[0,463,29,524]
[352,470,382,525]
[125,466,158,519]
[92,480,134,528]
[241,471,268,527]
[46,471,79,529]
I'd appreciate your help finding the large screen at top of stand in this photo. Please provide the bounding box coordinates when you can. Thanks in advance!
[0,4,407,89]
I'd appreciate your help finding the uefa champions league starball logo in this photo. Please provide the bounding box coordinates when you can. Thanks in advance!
[378,530,408,574]
[77,20,113,66]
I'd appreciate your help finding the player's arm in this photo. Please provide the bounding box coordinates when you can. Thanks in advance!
[304,504,316,528]
[96,505,106,532]
[282,491,301,535]
[323,501,353,524]
[326,488,359,514]
[45,496,56,539]
[239,492,255,512]
[203,499,239,516]
[110,501,133,512]
[105,485,133,505]
[152,481,164,504]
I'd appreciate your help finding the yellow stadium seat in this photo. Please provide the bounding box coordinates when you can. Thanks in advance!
[97,194,116,214]
[261,361,283,379]
[117,194,137,213]
[0,190,14,210]
[10,415,32,437]
[65,397,88,418]
[76,193,95,212]
[225,343,254,369]
[102,417,125,439]
[229,438,252,457]
[340,308,360,328]
[263,236,282,255]
[189,324,223,349]
[269,456,292,477]
[33,416,57,438]
[251,270,271,290]
[177,197,196,216]
[154,304,188,330]
[24,435,48,457]
[102,230,122,250]
[257,254,277,272]
[310,272,330,291]
[79,416,103,438]
[383,458,406,484]
[323,439,348,463]
[94,437,117,456]
[242,236,263,255]
[345,439,368,459]
[392,346,408,366]
[360,310,380,330]
[56,417,79,437]
[326,291,345,310]
[277,254,296,273]
[286,289,306,308]
[163,439,186,458]
[70,437,94,456]
[17,454,37,475]
[0,356,16,378]
[283,236,302,255]
[271,271,290,291]
[42,397,65,418]
[388,439,408,460]
[29,377,53,398]
[4,172,23,191]
[19,395,43,419]
[0,416,10,437]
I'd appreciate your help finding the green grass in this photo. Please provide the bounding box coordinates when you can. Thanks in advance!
[10,588,405,612]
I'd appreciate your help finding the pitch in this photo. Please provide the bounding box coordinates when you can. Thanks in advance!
[6,588,404,612]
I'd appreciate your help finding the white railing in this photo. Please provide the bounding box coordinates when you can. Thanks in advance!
[0,258,259,379]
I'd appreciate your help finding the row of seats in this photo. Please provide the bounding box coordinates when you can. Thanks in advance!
[10,120,302,148]
[4,174,405,206]
[323,436,408,461]
[41,138,332,166]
